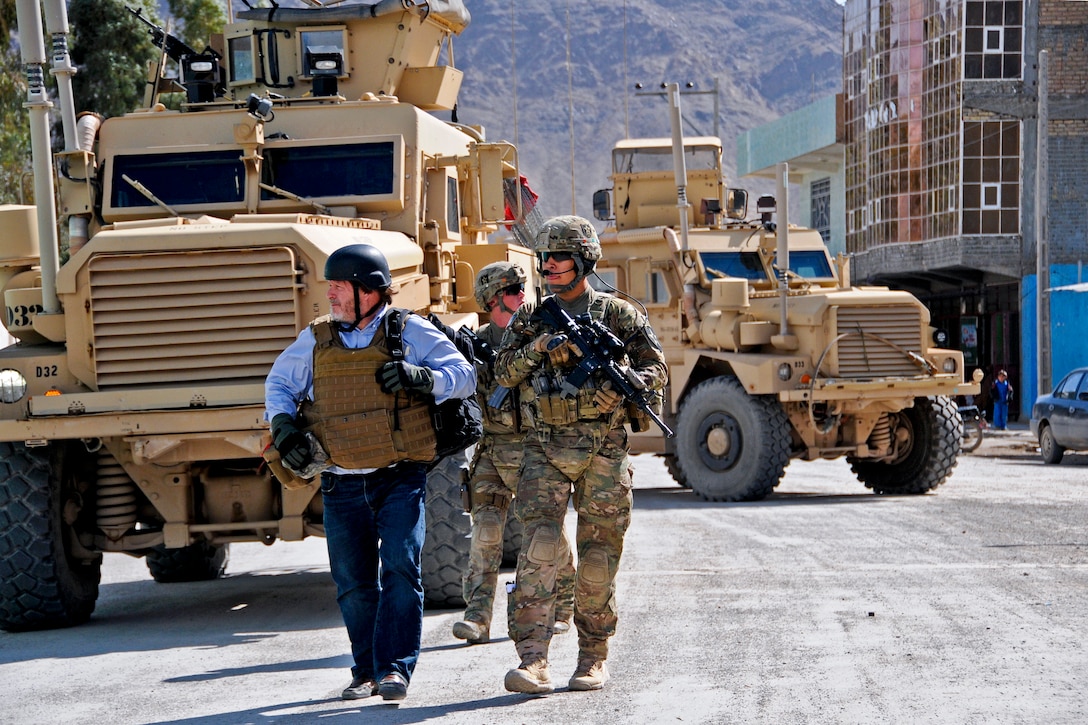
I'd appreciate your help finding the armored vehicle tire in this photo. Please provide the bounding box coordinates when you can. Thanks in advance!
[674,376,791,502]
[664,456,691,488]
[1038,424,1065,464]
[850,396,960,495]
[0,441,101,632]
[502,507,523,567]
[422,452,471,608]
[146,541,230,583]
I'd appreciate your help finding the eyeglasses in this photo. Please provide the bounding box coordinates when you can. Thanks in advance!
[502,283,524,296]
[539,251,573,263]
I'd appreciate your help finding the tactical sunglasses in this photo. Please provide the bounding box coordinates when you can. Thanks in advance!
[539,251,573,263]
[502,283,524,296]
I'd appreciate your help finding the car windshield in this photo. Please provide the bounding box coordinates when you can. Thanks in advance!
[789,250,835,279]
[112,150,245,207]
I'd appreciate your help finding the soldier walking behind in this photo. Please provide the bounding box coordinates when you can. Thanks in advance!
[452,262,575,645]
[265,244,475,702]
[494,217,668,693]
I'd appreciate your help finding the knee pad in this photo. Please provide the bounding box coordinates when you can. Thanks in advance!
[526,526,560,566]
[578,546,610,586]
[473,508,504,546]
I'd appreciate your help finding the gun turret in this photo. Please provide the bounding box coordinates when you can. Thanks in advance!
[540,298,673,437]
[127,6,200,61]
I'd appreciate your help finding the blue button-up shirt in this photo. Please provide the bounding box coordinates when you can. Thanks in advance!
[265,305,476,473]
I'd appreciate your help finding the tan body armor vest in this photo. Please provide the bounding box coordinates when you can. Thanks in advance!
[301,314,436,469]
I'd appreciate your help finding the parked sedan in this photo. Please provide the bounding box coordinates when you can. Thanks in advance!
[1031,366,1088,463]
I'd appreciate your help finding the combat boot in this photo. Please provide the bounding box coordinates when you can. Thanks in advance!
[568,657,609,691]
[451,619,490,643]
[552,618,571,635]
[504,657,553,694]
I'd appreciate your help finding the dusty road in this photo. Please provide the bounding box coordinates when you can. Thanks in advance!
[2,429,1085,724]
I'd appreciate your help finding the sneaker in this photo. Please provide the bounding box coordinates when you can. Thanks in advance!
[452,619,490,643]
[341,675,378,700]
[553,619,571,635]
[504,659,554,694]
[568,658,609,691]
[378,672,408,701]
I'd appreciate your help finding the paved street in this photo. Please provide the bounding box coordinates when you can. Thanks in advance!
[2,425,1085,724]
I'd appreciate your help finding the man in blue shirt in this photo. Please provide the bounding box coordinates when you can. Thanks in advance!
[265,243,475,702]
[991,369,1012,430]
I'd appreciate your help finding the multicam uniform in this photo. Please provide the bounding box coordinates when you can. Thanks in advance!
[460,322,575,634]
[495,286,667,666]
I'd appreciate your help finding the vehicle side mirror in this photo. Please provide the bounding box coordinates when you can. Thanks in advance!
[592,189,612,221]
[726,188,748,220]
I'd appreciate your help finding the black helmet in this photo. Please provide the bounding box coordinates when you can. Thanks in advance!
[325,244,391,291]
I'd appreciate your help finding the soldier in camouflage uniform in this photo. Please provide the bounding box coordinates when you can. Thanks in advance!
[495,216,668,694]
[452,261,575,645]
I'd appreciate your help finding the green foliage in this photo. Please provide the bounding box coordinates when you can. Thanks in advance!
[168,0,227,51]
[1,0,28,203]
[69,0,160,118]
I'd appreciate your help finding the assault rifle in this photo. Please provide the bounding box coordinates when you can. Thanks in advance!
[539,297,673,437]
[127,6,201,62]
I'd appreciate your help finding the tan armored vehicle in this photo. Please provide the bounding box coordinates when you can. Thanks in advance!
[592,112,980,502]
[0,0,533,630]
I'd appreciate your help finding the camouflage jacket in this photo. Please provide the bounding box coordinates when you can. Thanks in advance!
[495,287,667,433]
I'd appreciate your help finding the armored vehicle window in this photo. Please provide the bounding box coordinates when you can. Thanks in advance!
[701,251,766,281]
[228,34,255,84]
[613,145,718,174]
[447,176,460,234]
[111,151,245,208]
[298,28,346,78]
[260,142,394,199]
[788,251,835,279]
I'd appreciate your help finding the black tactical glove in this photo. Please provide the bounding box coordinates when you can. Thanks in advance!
[377,361,435,394]
[270,413,313,471]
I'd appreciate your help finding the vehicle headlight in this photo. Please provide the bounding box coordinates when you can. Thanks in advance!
[0,369,28,403]
[777,362,793,381]
[942,357,957,374]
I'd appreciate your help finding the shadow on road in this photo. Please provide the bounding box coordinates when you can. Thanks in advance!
[633,486,888,510]
[144,690,559,725]
[0,570,343,664]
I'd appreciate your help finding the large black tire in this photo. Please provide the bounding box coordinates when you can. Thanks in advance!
[850,396,961,494]
[421,452,471,608]
[664,455,691,489]
[146,541,230,583]
[673,377,791,502]
[502,507,523,567]
[0,442,101,631]
[1039,424,1065,464]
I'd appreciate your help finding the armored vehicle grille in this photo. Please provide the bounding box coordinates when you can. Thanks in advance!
[88,247,299,388]
[833,305,924,378]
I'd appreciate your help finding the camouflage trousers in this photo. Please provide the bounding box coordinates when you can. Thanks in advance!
[462,433,575,628]
[509,425,633,662]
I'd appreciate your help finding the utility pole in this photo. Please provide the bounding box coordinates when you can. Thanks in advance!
[1036,50,1051,397]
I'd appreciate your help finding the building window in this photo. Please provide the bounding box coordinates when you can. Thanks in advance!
[964,1,1023,79]
[961,120,1020,235]
[811,178,831,245]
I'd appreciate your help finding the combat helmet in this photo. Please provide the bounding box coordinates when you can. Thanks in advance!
[325,243,391,290]
[324,243,390,331]
[534,215,602,263]
[475,261,527,309]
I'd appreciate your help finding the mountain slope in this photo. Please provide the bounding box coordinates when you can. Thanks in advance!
[451,0,844,219]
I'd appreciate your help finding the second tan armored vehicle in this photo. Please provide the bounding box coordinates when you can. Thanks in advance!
[592,131,980,502]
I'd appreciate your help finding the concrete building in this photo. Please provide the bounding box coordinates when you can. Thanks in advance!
[740,0,1088,421]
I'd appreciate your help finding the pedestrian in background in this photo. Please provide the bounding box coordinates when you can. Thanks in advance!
[452,261,575,645]
[991,369,1013,430]
[494,216,668,694]
[265,244,475,702]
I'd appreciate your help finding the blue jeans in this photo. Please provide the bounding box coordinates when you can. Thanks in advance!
[993,401,1008,429]
[321,463,426,683]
